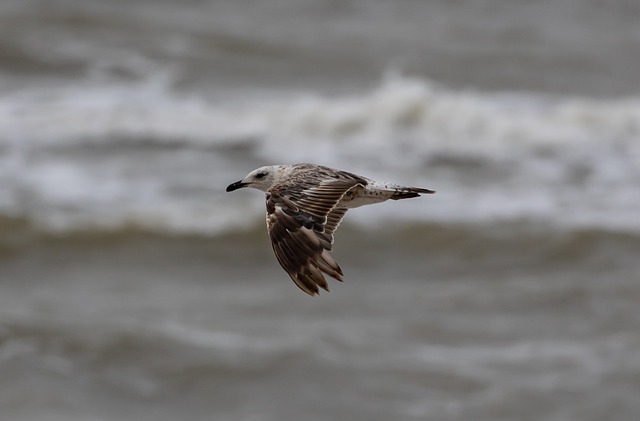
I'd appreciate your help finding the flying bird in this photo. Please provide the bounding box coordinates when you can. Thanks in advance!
[226,163,434,296]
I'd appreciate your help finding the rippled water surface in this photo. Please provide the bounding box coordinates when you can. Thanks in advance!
[1,1,639,420]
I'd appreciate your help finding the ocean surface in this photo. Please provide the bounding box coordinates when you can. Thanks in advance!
[1,1,640,420]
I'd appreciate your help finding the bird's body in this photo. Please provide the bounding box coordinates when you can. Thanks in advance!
[226,163,434,295]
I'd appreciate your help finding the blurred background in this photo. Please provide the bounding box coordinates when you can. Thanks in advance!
[1,0,639,420]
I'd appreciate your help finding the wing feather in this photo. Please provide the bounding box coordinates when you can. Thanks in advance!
[266,178,362,295]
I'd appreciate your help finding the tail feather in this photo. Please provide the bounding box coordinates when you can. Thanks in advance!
[390,187,435,200]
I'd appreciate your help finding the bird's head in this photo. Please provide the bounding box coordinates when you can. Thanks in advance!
[226,165,280,193]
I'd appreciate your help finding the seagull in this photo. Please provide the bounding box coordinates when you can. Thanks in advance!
[226,163,434,296]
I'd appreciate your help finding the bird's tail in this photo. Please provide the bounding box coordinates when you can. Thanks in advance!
[390,186,435,200]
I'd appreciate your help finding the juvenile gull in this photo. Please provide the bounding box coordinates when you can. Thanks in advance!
[226,163,434,296]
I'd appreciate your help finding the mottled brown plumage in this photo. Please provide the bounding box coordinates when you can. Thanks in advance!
[226,163,434,296]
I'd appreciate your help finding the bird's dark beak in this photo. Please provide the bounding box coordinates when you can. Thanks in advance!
[226,180,248,192]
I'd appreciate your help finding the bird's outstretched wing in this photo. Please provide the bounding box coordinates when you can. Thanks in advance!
[266,178,363,295]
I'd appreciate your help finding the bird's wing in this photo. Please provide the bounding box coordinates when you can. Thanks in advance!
[325,206,348,237]
[266,178,362,295]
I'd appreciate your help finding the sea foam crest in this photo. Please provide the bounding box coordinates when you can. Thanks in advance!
[2,76,638,149]
[0,76,638,234]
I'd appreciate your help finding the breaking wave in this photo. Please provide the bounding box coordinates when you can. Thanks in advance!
[1,75,638,235]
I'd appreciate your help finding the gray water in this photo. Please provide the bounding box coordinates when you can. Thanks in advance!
[1,1,640,420]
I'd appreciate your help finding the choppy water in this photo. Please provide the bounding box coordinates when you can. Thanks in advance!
[1,1,639,420]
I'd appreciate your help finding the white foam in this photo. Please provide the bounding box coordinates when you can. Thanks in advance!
[1,76,639,234]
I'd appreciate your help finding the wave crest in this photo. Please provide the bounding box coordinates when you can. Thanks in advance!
[1,76,638,235]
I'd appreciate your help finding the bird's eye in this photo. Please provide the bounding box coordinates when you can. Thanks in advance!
[256,172,267,179]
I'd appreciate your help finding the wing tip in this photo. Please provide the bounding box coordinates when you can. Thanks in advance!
[390,187,436,200]
[407,187,436,195]
[288,262,345,296]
